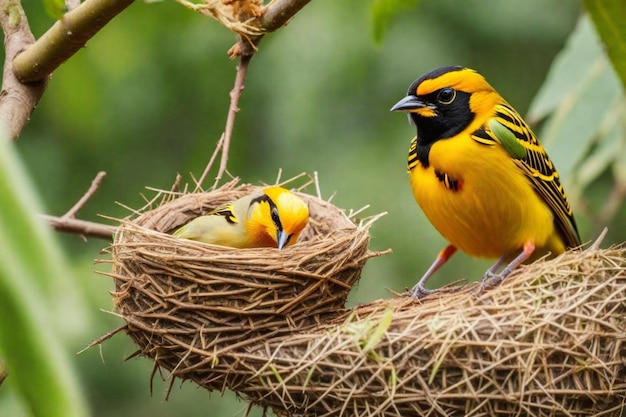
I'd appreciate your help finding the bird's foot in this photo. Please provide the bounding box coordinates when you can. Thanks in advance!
[475,270,502,295]
[408,284,437,299]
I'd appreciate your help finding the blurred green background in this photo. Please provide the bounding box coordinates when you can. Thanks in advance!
[2,0,624,415]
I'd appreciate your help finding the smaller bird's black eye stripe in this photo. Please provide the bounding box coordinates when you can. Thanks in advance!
[253,194,284,232]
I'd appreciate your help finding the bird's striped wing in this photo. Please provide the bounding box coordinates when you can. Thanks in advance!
[471,102,581,248]
[207,203,239,224]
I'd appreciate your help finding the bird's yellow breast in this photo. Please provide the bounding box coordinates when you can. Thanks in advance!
[410,135,559,258]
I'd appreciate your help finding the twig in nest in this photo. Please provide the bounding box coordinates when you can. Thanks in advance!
[588,227,609,251]
[76,324,128,355]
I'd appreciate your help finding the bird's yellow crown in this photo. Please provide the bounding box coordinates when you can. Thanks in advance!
[247,186,309,249]
[407,66,502,131]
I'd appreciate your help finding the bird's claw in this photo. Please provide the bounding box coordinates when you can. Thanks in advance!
[475,271,504,295]
[408,284,437,299]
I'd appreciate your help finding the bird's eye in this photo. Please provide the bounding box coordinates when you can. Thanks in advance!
[271,207,280,224]
[437,88,456,105]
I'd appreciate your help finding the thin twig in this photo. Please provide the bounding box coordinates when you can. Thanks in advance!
[211,52,253,189]
[62,171,106,220]
[196,133,225,191]
[77,324,127,354]
[260,0,312,32]
[588,227,609,251]
[41,214,116,240]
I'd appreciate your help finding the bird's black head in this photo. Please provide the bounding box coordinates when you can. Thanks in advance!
[391,66,478,146]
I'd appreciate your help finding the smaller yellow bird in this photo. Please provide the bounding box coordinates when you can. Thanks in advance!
[173,186,309,250]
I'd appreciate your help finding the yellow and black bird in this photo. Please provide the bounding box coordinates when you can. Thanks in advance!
[390,66,580,298]
[173,186,309,250]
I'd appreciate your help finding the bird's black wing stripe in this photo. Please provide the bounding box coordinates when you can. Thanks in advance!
[470,103,581,248]
[208,204,238,224]
[495,102,581,248]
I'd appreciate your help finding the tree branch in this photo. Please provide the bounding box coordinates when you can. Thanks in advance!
[203,52,252,188]
[260,0,311,32]
[41,215,116,240]
[62,171,106,220]
[12,0,134,83]
[43,171,115,240]
[0,0,48,141]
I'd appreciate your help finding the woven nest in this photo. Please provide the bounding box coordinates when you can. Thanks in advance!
[104,179,626,417]
[108,179,380,382]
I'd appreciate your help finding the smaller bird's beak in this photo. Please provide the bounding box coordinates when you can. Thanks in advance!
[276,229,289,251]
[390,95,426,112]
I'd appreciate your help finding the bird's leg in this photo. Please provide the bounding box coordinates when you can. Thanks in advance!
[480,256,506,284]
[409,245,457,299]
[483,241,535,289]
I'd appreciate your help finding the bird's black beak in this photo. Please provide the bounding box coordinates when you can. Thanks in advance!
[390,95,427,112]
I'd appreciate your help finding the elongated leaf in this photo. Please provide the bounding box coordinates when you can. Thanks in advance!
[527,15,624,183]
[371,0,420,43]
[584,0,626,90]
[576,101,624,189]
[0,137,89,417]
[527,17,605,122]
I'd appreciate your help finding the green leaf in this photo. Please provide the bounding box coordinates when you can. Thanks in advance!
[371,0,421,43]
[575,101,624,189]
[584,0,626,90]
[362,304,393,353]
[527,15,624,183]
[0,137,89,417]
[488,118,527,160]
[42,0,65,19]
[527,16,605,122]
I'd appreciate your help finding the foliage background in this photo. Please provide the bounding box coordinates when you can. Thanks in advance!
[2,0,624,415]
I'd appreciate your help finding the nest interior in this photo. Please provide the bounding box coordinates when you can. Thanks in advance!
[109,182,378,387]
[106,181,626,417]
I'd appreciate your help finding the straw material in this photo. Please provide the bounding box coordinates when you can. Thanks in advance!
[231,246,626,417]
[106,179,626,417]
[109,180,380,380]
[175,0,265,36]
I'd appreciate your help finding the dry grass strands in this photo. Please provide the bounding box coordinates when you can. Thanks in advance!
[108,180,381,392]
[106,179,625,416]
[233,246,626,417]
[175,0,265,37]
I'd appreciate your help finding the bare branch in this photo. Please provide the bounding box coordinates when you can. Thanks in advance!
[209,53,252,188]
[41,171,115,239]
[41,214,116,240]
[260,0,312,32]
[63,171,106,220]
[12,0,134,83]
[0,0,48,140]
